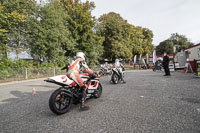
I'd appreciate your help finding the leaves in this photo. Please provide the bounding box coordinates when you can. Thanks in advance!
[96,12,154,61]
[1,0,154,67]
[156,33,193,55]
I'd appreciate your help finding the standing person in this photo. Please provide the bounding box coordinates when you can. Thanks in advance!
[162,52,171,76]
[67,52,95,111]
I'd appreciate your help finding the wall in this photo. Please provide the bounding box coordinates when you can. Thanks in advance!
[185,45,200,61]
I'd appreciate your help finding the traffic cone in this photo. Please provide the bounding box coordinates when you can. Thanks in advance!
[32,88,36,95]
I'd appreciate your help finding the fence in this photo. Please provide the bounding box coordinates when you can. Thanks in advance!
[0,67,65,83]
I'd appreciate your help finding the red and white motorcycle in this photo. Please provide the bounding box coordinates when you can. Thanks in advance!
[45,68,102,115]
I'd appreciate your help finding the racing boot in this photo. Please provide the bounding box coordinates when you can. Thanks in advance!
[80,86,90,111]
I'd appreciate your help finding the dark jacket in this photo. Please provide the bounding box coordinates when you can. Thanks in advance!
[162,55,170,67]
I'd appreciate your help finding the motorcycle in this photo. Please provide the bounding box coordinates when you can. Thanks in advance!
[152,61,162,72]
[98,65,112,76]
[45,68,102,115]
[111,67,125,84]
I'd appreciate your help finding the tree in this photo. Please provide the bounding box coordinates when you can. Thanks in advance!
[169,33,193,52]
[156,33,193,55]
[27,1,74,64]
[96,12,132,61]
[156,40,173,55]
[0,5,8,58]
[128,26,143,56]
[0,0,37,60]
[96,12,154,60]
[142,28,154,55]
[61,0,103,65]
[6,10,27,60]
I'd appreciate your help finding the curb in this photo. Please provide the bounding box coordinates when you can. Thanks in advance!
[0,77,47,86]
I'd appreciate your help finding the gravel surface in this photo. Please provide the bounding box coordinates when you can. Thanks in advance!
[0,70,200,133]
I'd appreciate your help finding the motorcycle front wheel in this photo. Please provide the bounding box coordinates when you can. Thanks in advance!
[49,88,72,115]
[94,83,103,98]
[111,73,119,84]
[98,71,104,76]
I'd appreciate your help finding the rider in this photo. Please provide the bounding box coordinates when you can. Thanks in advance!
[67,52,94,111]
[114,59,126,83]
[103,59,109,71]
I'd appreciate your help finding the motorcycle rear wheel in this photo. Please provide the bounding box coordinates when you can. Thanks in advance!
[49,88,72,115]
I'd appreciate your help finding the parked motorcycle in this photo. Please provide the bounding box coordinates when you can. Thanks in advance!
[152,61,162,71]
[111,67,124,84]
[45,68,102,115]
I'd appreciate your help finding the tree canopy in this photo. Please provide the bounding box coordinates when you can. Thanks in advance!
[0,0,154,67]
[156,33,193,55]
[96,12,154,61]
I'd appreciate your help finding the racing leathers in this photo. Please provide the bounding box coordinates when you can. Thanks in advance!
[67,57,94,110]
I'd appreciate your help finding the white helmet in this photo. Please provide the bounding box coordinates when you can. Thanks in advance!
[76,52,86,61]
[115,59,119,62]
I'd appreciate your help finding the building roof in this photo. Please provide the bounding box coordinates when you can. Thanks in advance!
[185,43,200,50]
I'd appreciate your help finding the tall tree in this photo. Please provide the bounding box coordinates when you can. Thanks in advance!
[169,33,193,52]
[142,28,154,55]
[61,0,103,65]
[156,40,173,55]
[130,26,145,55]
[0,0,37,60]
[156,33,193,55]
[96,12,132,60]
[0,4,8,58]
[96,12,154,60]
[27,1,74,64]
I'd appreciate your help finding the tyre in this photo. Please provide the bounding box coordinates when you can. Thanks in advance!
[111,73,119,84]
[94,83,102,98]
[152,66,156,72]
[98,71,104,76]
[49,88,72,115]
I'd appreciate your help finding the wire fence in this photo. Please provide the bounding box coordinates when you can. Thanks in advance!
[0,67,66,83]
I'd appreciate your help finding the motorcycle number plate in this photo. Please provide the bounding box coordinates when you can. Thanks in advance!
[87,90,94,93]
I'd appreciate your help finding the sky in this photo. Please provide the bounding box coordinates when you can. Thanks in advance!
[82,0,200,45]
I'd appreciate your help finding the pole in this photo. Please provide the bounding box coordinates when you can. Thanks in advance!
[173,46,176,71]
[25,68,28,79]
[53,68,56,76]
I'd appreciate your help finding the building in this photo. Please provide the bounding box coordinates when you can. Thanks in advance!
[185,43,200,71]
[185,43,200,61]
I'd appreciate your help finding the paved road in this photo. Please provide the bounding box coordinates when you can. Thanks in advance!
[0,70,200,133]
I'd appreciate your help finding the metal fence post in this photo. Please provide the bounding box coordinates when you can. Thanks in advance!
[25,68,28,79]
[53,68,56,76]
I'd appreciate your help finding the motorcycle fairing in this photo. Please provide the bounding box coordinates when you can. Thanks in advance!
[46,75,100,90]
